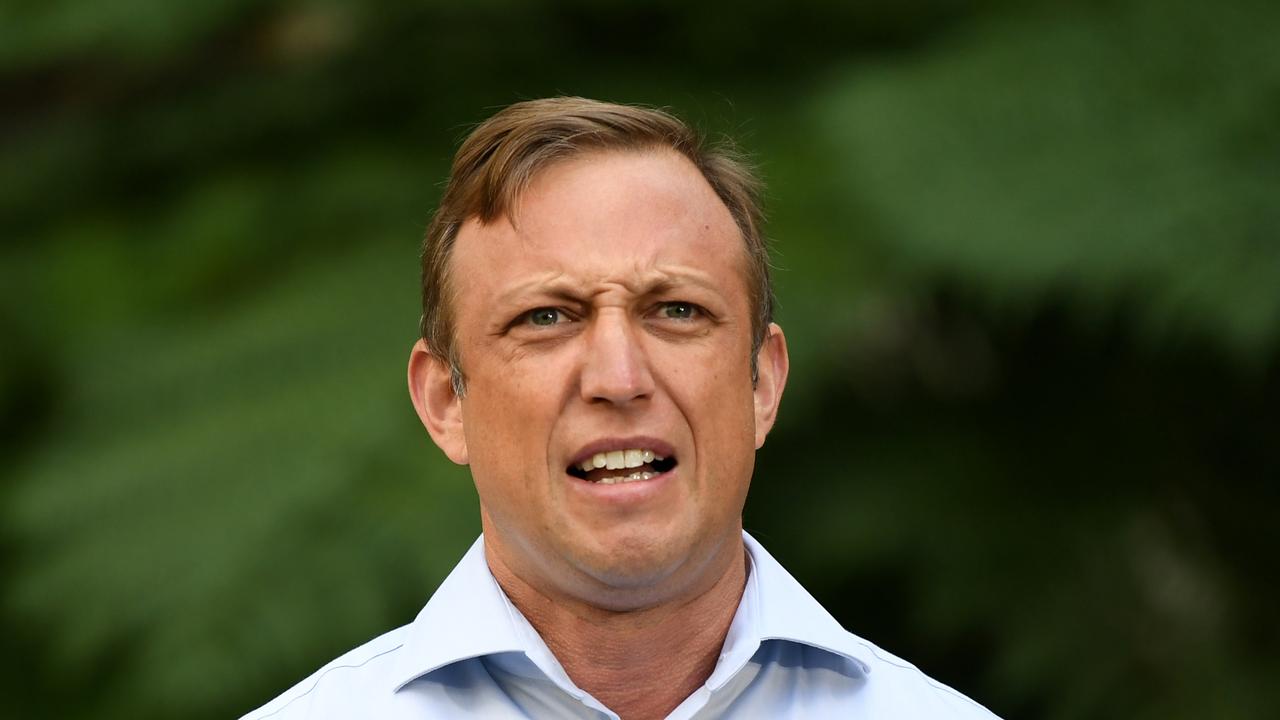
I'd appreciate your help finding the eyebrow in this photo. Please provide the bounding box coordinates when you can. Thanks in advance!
[494,269,724,307]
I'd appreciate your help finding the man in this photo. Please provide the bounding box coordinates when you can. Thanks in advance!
[243,97,999,719]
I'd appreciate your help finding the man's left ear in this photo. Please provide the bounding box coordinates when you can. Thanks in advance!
[752,322,790,448]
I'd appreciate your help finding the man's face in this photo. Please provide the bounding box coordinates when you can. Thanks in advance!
[417,149,787,608]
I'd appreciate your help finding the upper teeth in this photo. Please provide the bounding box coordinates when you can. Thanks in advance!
[579,448,661,472]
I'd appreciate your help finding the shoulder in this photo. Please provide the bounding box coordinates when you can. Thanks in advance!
[239,625,410,720]
[842,633,1001,719]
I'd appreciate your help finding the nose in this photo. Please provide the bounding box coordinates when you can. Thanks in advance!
[579,309,655,406]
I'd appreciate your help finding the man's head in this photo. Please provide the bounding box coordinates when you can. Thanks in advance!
[418,97,774,394]
[408,98,789,610]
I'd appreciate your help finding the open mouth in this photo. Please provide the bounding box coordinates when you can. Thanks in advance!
[566,448,678,485]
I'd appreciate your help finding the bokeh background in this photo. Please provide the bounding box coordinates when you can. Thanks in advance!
[3,0,1279,718]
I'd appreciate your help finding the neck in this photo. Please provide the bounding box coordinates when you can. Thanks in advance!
[486,541,748,720]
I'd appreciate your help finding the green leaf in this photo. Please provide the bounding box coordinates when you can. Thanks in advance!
[814,0,1280,360]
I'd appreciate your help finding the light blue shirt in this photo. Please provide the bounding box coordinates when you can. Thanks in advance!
[243,533,999,719]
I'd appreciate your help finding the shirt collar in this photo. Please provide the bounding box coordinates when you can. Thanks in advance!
[391,531,872,692]
[734,532,873,675]
[390,536,524,690]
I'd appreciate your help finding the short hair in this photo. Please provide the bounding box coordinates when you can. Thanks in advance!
[419,96,772,394]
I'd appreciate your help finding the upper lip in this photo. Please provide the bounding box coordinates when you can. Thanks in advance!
[566,436,678,469]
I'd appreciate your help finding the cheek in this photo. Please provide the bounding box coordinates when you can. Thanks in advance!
[463,397,546,523]
[688,342,755,406]
[461,359,567,476]
[664,353,758,456]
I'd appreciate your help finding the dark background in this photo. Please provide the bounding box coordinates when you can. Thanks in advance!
[2,1,1278,718]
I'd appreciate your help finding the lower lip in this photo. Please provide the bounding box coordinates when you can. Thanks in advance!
[566,467,677,503]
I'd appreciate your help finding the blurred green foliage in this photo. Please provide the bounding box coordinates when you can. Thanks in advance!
[2,1,1277,719]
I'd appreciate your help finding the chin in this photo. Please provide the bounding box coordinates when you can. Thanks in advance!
[565,529,704,603]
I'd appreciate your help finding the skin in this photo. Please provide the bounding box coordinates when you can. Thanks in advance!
[408,149,789,719]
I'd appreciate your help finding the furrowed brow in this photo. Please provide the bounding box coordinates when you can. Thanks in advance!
[493,268,724,310]
[494,275,583,307]
[638,270,722,298]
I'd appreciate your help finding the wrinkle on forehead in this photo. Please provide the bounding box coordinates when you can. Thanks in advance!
[451,149,753,338]
[517,151,731,240]
[504,148,716,230]
[459,149,740,271]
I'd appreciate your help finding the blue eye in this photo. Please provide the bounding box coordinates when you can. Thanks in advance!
[661,302,697,320]
[527,308,561,326]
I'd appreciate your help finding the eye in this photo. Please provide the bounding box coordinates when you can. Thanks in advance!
[659,301,699,320]
[526,307,563,326]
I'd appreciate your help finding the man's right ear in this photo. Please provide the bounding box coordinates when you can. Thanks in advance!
[407,339,469,465]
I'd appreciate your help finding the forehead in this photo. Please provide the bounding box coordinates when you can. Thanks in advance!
[449,149,750,306]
